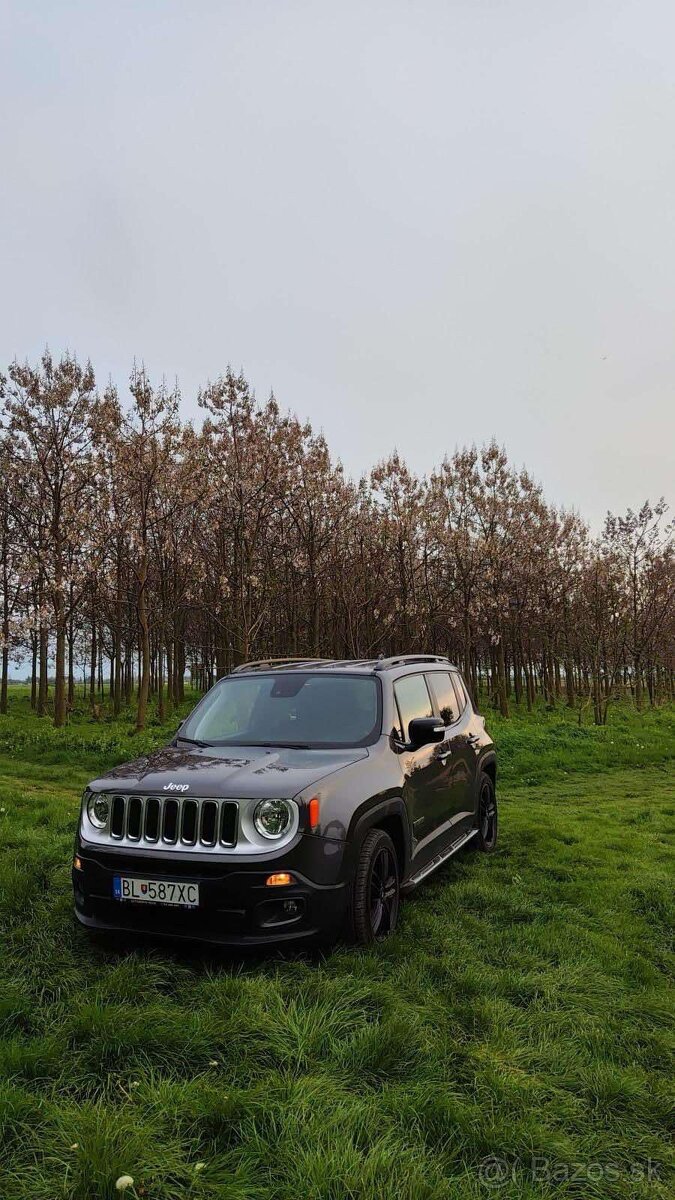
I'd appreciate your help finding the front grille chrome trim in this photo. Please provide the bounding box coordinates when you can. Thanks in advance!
[180,799,198,845]
[103,794,239,850]
[200,800,218,847]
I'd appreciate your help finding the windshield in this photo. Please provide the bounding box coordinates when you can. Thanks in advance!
[178,672,381,749]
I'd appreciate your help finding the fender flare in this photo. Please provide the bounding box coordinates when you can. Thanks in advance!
[473,750,497,819]
[346,795,413,879]
[478,750,497,781]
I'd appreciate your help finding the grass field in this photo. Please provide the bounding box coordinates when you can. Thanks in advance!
[0,688,673,1199]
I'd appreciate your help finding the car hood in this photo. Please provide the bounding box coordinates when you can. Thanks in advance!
[89,743,369,800]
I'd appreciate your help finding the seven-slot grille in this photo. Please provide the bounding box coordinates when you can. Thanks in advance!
[108,794,238,848]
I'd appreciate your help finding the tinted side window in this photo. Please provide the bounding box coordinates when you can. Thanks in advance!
[394,674,433,741]
[427,672,458,725]
[451,673,469,713]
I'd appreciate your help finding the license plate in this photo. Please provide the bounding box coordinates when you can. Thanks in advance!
[113,876,199,907]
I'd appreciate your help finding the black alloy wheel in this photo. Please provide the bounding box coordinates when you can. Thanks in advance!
[477,772,498,852]
[352,828,400,944]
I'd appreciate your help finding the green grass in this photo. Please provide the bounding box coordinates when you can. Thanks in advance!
[0,688,673,1199]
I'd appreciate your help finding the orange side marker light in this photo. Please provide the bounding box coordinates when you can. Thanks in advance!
[308,796,320,831]
[266,872,294,887]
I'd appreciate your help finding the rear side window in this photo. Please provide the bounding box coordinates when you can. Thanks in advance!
[426,672,459,725]
[393,674,433,741]
[451,673,469,713]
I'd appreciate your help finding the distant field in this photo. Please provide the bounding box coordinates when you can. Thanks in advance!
[0,691,673,1200]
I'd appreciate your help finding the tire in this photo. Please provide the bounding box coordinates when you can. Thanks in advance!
[476,771,498,853]
[351,828,400,945]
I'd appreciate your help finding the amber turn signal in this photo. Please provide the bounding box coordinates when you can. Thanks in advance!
[266,872,294,887]
[73,855,83,871]
[308,796,320,831]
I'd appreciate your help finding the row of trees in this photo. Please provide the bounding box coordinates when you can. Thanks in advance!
[0,351,673,728]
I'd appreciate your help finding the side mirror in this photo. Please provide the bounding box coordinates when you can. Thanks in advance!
[407,717,445,749]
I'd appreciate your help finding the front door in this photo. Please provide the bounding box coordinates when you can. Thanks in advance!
[425,670,476,839]
[393,673,447,869]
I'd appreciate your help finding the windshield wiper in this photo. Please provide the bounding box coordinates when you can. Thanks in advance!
[253,741,313,750]
[175,734,211,748]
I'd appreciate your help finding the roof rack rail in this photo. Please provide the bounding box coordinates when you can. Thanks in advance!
[325,658,379,668]
[373,654,451,672]
[231,657,335,674]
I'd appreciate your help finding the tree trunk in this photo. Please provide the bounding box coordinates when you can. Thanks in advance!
[312,583,320,656]
[646,662,655,706]
[30,633,37,709]
[554,655,562,699]
[564,659,575,708]
[136,556,150,731]
[166,639,174,710]
[462,612,472,697]
[67,609,75,709]
[38,620,48,716]
[53,540,68,727]
[634,655,643,710]
[592,664,602,725]
[158,642,165,722]
[176,635,185,700]
[496,637,509,718]
[113,553,123,714]
[125,648,133,706]
[37,571,48,716]
[89,611,97,704]
[54,617,67,727]
[524,648,534,711]
[513,642,523,706]
[0,634,8,715]
[1,546,8,714]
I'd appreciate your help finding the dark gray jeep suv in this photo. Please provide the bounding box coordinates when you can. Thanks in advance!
[73,655,497,947]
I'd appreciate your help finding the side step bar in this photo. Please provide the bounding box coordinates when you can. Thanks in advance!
[403,827,478,891]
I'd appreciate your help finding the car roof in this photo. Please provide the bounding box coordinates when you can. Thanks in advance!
[230,655,459,677]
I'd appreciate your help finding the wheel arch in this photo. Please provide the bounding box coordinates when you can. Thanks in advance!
[472,752,496,823]
[348,796,411,881]
[481,755,497,789]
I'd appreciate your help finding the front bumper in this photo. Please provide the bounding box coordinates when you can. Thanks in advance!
[72,835,348,947]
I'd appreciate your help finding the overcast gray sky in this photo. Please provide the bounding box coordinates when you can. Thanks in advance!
[1,0,673,528]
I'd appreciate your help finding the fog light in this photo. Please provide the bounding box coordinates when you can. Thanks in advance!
[283,899,299,914]
[73,855,83,871]
[266,872,294,887]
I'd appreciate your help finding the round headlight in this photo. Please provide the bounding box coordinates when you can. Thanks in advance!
[253,799,292,840]
[86,791,110,829]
